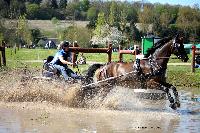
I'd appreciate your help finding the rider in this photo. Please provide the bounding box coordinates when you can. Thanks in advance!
[50,41,80,81]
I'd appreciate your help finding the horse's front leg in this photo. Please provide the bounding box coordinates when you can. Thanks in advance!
[170,85,180,108]
[160,82,180,110]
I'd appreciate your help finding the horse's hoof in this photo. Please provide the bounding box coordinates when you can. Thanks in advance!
[169,97,174,103]
[175,102,180,108]
[169,103,177,110]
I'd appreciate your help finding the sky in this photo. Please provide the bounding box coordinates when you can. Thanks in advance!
[128,0,199,7]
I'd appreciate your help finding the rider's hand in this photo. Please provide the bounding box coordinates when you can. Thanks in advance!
[73,63,78,67]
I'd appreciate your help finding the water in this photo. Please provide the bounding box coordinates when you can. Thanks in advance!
[0,70,200,133]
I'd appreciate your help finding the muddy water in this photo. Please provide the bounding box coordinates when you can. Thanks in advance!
[0,70,200,133]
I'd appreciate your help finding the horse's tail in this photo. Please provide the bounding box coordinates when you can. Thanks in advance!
[85,63,104,84]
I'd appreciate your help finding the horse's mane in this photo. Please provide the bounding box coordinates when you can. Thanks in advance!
[144,37,172,58]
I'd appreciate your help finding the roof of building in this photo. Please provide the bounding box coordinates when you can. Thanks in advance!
[195,44,200,48]
[184,44,193,48]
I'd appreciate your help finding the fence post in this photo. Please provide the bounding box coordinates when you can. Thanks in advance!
[107,42,112,62]
[71,43,76,68]
[191,45,196,73]
[0,47,1,66]
[118,45,122,62]
[0,44,6,66]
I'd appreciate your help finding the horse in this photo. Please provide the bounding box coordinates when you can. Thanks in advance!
[85,34,189,110]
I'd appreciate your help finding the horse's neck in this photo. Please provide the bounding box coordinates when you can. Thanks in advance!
[152,41,172,69]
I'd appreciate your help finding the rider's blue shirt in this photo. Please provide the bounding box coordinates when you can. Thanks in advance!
[50,49,71,66]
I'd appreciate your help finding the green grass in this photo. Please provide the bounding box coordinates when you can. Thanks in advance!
[167,65,200,88]
[2,48,200,89]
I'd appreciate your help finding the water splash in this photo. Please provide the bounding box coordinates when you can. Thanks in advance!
[0,69,168,111]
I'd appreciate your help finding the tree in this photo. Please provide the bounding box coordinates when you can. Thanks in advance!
[176,6,200,43]
[108,1,117,26]
[80,0,90,12]
[0,19,5,46]
[59,0,67,9]
[16,15,31,47]
[87,6,98,28]
[30,28,41,45]
[138,6,154,34]
[65,2,80,20]
[119,7,127,33]
[87,6,98,20]
[51,0,58,9]
[126,5,138,23]
[58,26,92,48]
[0,0,9,18]
[26,0,42,4]
[130,21,141,42]
[93,12,106,37]
[8,0,26,19]
[91,24,126,47]
[40,0,51,8]
[26,3,40,19]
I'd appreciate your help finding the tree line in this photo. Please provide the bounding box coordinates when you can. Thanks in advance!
[0,0,200,48]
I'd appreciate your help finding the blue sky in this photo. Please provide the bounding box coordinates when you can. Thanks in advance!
[127,0,199,7]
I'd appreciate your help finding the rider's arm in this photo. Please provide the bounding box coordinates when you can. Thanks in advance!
[58,55,73,65]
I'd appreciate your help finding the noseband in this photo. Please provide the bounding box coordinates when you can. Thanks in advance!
[172,39,181,52]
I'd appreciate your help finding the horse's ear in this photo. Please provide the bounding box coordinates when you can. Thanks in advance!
[179,37,184,43]
[180,37,184,41]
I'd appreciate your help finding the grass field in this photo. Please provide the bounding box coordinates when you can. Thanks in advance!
[2,48,200,88]
[5,20,89,31]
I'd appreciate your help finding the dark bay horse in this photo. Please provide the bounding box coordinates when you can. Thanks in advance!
[85,35,189,109]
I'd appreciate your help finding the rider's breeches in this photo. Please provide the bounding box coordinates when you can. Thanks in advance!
[53,64,78,80]
[53,64,70,80]
[70,73,77,78]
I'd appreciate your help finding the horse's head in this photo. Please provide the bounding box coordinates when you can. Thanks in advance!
[172,35,189,62]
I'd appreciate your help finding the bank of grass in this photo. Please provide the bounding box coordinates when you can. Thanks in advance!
[2,48,200,88]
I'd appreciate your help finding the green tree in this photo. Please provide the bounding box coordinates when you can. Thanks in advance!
[59,0,67,9]
[80,0,90,12]
[176,6,200,43]
[0,0,9,18]
[51,0,58,9]
[8,0,26,19]
[0,19,5,46]
[119,7,127,33]
[30,28,41,45]
[65,2,80,20]
[26,0,42,4]
[93,12,106,37]
[126,5,138,23]
[87,6,98,28]
[16,15,31,47]
[26,3,40,19]
[40,0,51,8]
[58,26,92,48]
[87,6,98,20]
[108,1,117,26]
[138,6,154,34]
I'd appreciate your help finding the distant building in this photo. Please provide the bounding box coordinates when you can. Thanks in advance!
[37,38,59,49]
[184,44,193,54]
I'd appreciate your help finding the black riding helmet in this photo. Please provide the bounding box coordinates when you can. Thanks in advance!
[61,41,70,49]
